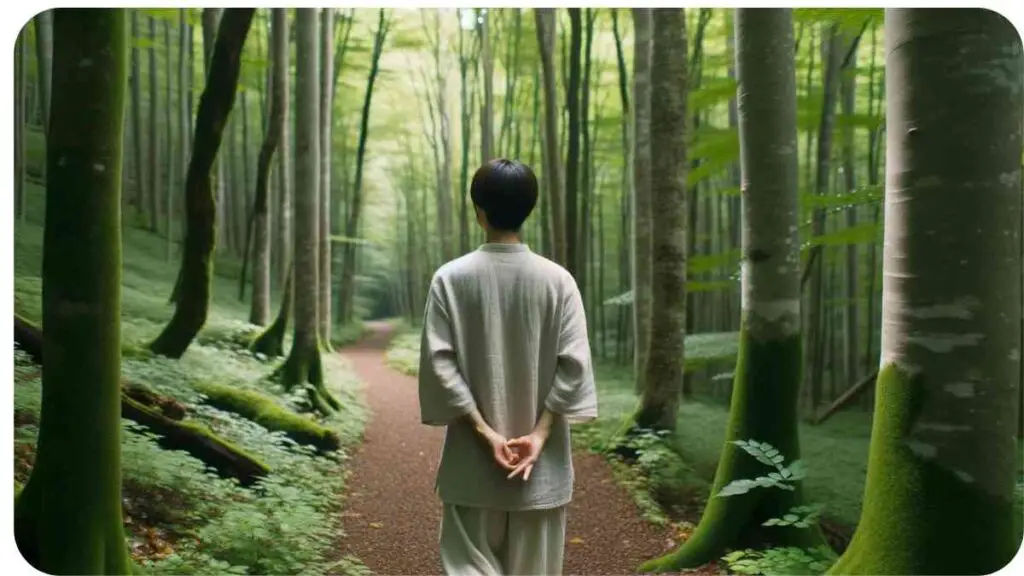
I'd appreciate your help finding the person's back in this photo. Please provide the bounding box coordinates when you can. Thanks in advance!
[418,159,597,575]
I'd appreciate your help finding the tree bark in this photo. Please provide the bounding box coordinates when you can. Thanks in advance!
[247,8,287,327]
[318,8,334,344]
[631,8,654,393]
[565,8,582,279]
[32,11,53,137]
[279,9,339,416]
[129,12,145,214]
[275,13,292,288]
[13,11,132,573]
[643,10,826,570]
[150,9,255,359]
[830,10,1022,574]
[480,9,494,163]
[635,8,687,433]
[535,8,565,266]
[339,9,389,323]
[146,16,161,232]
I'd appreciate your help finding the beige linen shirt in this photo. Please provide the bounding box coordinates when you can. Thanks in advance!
[418,243,598,511]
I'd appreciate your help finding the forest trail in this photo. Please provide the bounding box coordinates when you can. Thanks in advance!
[336,322,679,575]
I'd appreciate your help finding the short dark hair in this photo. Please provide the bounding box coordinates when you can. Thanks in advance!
[469,159,538,232]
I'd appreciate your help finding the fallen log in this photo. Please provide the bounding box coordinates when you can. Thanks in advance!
[810,369,879,425]
[194,381,341,452]
[14,315,270,486]
[121,394,269,486]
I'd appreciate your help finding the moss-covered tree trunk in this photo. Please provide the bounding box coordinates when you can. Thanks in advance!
[150,9,255,359]
[829,9,1022,575]
[251,260,293,357]
[634,8,687,432]
[318,8,334,346]
[248,8,287,327]
[631,8,653,394]
[535,8,565,266]
[280,9,339,416]
[642,10,824,571]
[14,11,131,573]
[338,9,389,323]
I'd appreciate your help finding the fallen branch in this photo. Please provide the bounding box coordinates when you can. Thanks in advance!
[810,369,879,425]
[14,315,270,486]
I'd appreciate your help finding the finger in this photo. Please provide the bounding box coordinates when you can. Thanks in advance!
[523,464,534,481]
[507,461,528,480]
[495,452,517,471]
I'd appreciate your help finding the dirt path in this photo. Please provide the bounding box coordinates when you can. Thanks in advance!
[337,323,676,575]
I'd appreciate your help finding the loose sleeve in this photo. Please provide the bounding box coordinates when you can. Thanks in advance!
[418,281,478,426]
[544,276,598,424]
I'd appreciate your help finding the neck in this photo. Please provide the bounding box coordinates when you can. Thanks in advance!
[485,230,520,244]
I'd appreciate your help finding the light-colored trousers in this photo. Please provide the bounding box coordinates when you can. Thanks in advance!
[439,503,567,576]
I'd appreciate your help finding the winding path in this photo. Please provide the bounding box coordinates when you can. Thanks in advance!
[336,323,677,575]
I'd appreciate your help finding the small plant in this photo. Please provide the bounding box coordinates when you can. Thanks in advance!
[717,439,837,576]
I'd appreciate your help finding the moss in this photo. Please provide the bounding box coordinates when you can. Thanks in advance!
[14,11,133,574]
[640,328,826,573]
[277,343,341,417]
[827,363,1020,575]
[194,381,341,452]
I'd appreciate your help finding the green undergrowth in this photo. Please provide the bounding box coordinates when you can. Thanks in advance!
[383,322,420,376]
[14,193,370,575]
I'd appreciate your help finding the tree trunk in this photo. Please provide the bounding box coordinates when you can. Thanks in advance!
[32,11,53,137]
[280,9,339,416]
[578,9,595,303]
[14,33,25,222]
[631,8,654,394]
[165,18,176,261]
[830,10,1022,574]
[564,8,583,280]
[147,16,161,232]
[150,9,255,359]
[803,23,841,413]
[319,8,334,344]
[275,13,292,288]
[634,8,687,433]
[251,260,293,357]
[644,10,826,570]
[457,9,476,256]
[535,8,565,266]
[840,31,860,388]
[247,8,287,327]
[13,11,132,573]
[339,9,389,323]
[129,11,145,214]
[479,8,494,163]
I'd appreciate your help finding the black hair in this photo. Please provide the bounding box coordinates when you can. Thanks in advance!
[469,159,538,232]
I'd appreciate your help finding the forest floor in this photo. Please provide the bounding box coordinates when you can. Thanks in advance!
[336,322,722,575]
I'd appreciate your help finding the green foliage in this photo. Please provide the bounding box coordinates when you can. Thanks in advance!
[714,439,836,576]
[716,440,806,497]
[723,545,838,576]
[14,196,368,574]
[384,328,421,376]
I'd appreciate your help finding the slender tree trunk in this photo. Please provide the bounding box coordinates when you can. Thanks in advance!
[831,9,1022,574]
[565,8,583,279]
[247,8,286,327]
[150,9,255,359]
[840,32,860,388]
[535,8,565,265]
[339,9,389,323]
[457,9,475,255]
[643,10,826,571]
[275,14,292,288]
[280,8,339,415]
[480,8,494,163]
[147,16,160,232]
[319,8,334,344]
[165,19,175,261]
[129,12,145,214]
[33,11,53,137]
[14,33,26,222]
[578,9,595,304]
[635,8,687,432]
[631,8,654,393]
[804,23,841,413]
[13,11,132,573]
